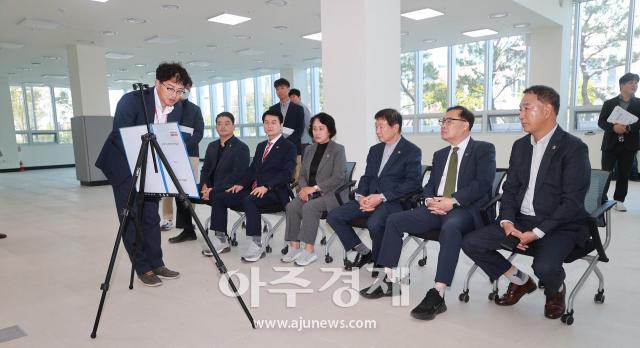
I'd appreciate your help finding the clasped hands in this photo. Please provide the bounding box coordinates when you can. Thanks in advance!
[358,194,384,212]
[502,222,539,251]
[613,123,628,135]
[425,196,454,215]
[297,186,318,202]
[221,184,269,198]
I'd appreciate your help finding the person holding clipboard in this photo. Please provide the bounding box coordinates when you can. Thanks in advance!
[598,72,640,212]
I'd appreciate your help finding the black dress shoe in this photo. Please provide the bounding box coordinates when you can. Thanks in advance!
[353,252,374,268]
[360,279,397,299]
[0,233,6,239]
[371,264,384,278]
[169,230,197,243]
[410,288,447,320]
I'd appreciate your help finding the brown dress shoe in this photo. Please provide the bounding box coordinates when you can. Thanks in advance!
[495,277,537,306]
[544,284,566,319]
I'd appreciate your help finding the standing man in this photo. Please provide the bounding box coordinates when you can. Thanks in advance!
[462,85,591,320]
[360,106,496,323]
[598,72,640,212]
[160,81,204,239]
[269,78,305,181]
[210,109,296,262]
[327,109,422,272]
[96,62,190,287]
[288,88,312,152]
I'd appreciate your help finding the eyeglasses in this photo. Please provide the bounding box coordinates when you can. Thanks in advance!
[438,117,468,126]
[162,82,186,97]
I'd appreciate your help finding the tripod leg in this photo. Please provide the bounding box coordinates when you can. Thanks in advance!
[128,140,150,290]
[91,138,150,339]
[151,138,255,329]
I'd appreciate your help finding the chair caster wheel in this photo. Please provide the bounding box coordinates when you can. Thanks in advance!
[344,260,352,271]
[538,280,545,289]
[488,291,498,301]
[241,222,246,229]
[281,246,289,255]
[418,257,427,267]
[459,290,469,303]
[325,255,333,263]
[231,239,238,247]
[266,245,272,253]
[320,236,327,245]
[561,311,574,325]
[594,290,605,304]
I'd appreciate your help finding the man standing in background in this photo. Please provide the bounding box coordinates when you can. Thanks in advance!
[269,78,304,181]
[289,88,312,153]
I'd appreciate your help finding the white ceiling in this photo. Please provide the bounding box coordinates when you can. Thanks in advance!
[0,0,559,89]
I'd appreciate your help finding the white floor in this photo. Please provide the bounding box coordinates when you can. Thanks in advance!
[1,168,639,348]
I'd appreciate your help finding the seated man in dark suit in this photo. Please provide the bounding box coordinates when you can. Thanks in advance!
[327,109,422,271]
[210,109,296,262]
[360,106,496,319]
[269,78,305,181]
[196,112,250,256]
[95,62,191,287]
[462,85,591,320]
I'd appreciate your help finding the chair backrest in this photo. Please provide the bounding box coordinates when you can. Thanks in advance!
[493,170,508,197]
[345,161,356,183]
[421,165,431,186]
[585,169,612,227]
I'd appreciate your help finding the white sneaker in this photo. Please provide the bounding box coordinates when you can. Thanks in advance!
[614,201,627,212]
[202,237,231,257]
[160,220,174,231]
[281,247,303,263]
[241,241,266,262]
[295,250,318,266]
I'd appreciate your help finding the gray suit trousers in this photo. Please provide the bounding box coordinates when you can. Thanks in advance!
[284,196,330,244]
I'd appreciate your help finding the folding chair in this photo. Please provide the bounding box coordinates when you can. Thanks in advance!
[457,169,615,326]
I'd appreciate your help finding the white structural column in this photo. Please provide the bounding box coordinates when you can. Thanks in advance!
[67,44,110,116]
[0,77,19,170]
[320,0,400,174]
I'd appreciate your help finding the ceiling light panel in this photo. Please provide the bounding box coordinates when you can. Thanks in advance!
[462,28,498,38]
[208,13,251,25]
[302,32,322,41]
[401,8,444,21]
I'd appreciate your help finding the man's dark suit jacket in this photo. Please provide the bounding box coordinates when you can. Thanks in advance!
[269,101,305,155]
[96,87,184,186]
[597,96,640,151]
[241,135,297,205]
[355,137,422,202]
[199,136,250,193]
[423,138,496,228]
[500,126,591,238]
[179,99,204,157]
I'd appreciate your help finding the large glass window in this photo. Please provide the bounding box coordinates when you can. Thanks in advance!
[54,87,73,144]
[243,78,256,124]
[214,83,225,115]
[258,75,272,113]
[10,86,27,131]
[454,42,485,112]
[28,86,55,131]
[229,81,240,118]
[421,47,448,113]
[575,0,629,106]
[400,52,416,114]
[198,85,212,138]
[491,36,527,110]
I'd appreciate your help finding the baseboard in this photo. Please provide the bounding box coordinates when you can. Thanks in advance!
[0,164,75,173]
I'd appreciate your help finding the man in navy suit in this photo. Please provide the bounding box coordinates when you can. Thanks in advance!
[462,85,591,320]
[210,109,296,262]
[327,109,422,270]
[95,62,191,287]
[269,78,305,181]
[360,106,496,319]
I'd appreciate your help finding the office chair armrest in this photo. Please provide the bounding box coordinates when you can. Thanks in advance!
[589,200,617,219]
[585,200,616,262]
[334,180,357,206]
[480,194,502,225]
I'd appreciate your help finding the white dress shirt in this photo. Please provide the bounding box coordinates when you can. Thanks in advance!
[154,88,173,124]
[437,135,471,197]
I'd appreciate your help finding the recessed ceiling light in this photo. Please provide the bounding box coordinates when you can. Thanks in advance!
[115,79,138,83]
[304,57,320,63]
[31,62,41,66]
[42,56,60,60]
[145,35,178,44]
[134,63,146,67]
[265,0,287,7]
[0,41,24,49]
[160,4,180,11]
[187,61,211,67]
[401,8,444,21]
[302,32,322,41]
[234,34,252,40]
[17,18,62,30]
[422,39,437,44]
[400,32,409,37]
[489,12,509,19]
[282,54,290,58]
[76,40,95,45]
[513,22,530,28]
[205,69,216,73]
[177,51,194,55]
[105,52,134,59]
[462,28,498,38]
[42,74,68,79]
[206,44,217,49]
[146,71,155,76]
[21,67,32,71]
[118,68,127,72]
[208,13,251,26]
[273,25,288,30]
[7,72,17,75]
[254,60,264,63]
[236,48,264,56]
[90,0,110,3]
[102,30,116,36]
[125,17,147,24]
[106,73,112,77]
